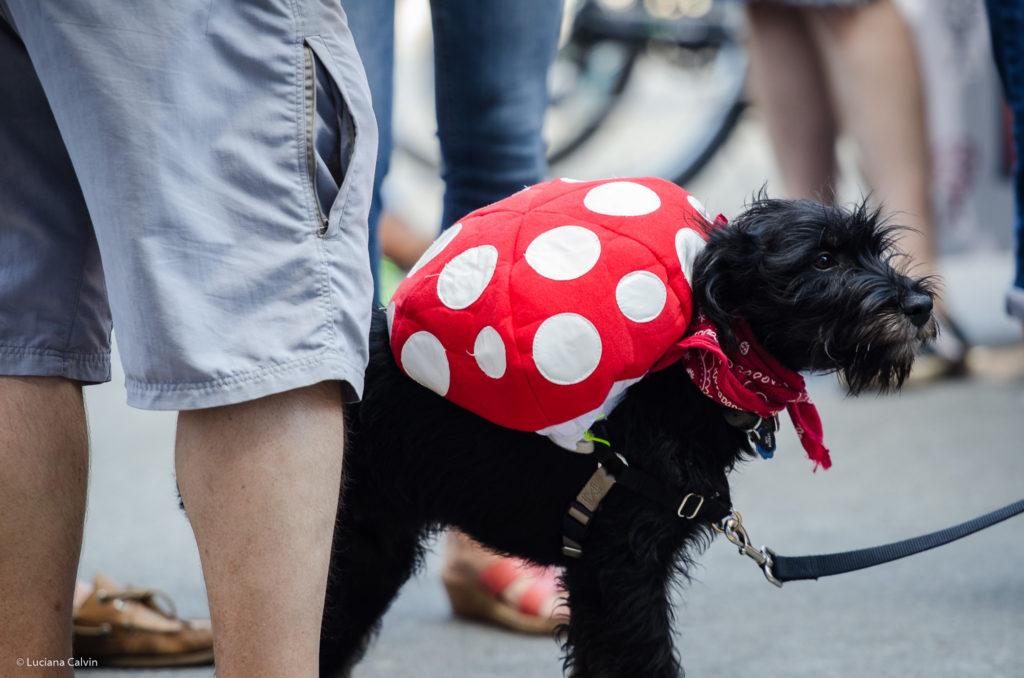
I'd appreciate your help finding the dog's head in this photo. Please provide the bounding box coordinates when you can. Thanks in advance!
[691,195,937,393]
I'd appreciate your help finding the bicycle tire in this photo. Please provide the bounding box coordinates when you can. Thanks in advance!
[668,83,746,187]
[545,1,748,185]
[546,47,642,166]
[393,0,747,186]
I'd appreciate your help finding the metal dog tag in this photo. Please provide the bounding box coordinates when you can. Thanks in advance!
[751,414,779,460]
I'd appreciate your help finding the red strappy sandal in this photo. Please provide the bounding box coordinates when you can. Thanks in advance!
[441,557,568,634]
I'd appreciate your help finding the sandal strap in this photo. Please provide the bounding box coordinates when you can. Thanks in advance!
[97,587,178,619]
[516,575,559,617]
[477,559,527,596]
[477,560,560,616]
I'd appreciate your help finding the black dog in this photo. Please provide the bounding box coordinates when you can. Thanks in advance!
[319,196,936,678]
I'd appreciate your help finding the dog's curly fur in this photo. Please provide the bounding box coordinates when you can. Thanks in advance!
[319,197,936,678]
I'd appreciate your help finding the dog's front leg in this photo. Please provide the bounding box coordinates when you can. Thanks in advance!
[560,506,687,678]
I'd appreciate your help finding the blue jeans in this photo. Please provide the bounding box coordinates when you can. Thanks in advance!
[985,0,1024,320]
[345,0,563,301]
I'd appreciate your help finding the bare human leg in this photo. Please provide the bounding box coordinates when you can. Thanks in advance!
[816,0,937,273]
[814,1,968,370]
[175,381,345,678]
[0,377,88,678]
[746,2,841,204]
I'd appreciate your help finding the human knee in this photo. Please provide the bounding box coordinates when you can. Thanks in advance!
[177,380,345,431]
[0,375,85,422]
[818,0,903,45]
[746,1,807,28]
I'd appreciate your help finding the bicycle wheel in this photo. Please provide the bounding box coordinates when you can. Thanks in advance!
[547,0,748,185]
[392,0,748,186]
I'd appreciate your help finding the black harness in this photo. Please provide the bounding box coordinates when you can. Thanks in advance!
[560,406,779,559]
[561,432,732,559]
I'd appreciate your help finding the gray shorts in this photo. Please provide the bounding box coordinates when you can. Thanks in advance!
[0,0,377,409]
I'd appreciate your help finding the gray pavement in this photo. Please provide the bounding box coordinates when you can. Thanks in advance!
[69,105,1024,677]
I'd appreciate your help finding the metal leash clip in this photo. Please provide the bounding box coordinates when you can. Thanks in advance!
[713,511,783,588]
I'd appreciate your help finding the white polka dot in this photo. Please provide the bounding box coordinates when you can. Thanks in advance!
[473,326,506,379]
[437,245,498,310]
[616,271,667,323]
[687,194,711,222]
[583,181,661,217]
[386,302,396,337]
[533,313,602,386]
[400,331,450,396]
[408,223,463,278]
[525,226,601,281]
[558,177,585,183]
[675,228,707,281]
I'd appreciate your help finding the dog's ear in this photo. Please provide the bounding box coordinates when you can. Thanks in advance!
[691,227,760,349]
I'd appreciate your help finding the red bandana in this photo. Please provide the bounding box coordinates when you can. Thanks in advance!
[652,312,832,470]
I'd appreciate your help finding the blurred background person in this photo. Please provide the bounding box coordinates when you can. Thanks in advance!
[984,0,1024,335]
[744,0,970,376]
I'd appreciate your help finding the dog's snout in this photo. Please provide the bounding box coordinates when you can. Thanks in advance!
[902,293,933,327]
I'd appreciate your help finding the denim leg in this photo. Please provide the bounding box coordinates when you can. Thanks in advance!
[430,0,563,229]
[985,0,1024,319]
[345,0,396,303]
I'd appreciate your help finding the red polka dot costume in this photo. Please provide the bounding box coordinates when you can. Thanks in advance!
[387,177,718,450]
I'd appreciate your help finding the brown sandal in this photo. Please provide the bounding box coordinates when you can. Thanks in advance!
[73,573,214,667]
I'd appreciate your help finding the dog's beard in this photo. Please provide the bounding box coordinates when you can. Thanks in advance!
[821,310,936,394]
[777,258,939,394]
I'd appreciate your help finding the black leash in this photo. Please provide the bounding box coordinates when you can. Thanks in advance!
[769,498,1024,583]
[712,411,1024,585]
[716,499,1024,587]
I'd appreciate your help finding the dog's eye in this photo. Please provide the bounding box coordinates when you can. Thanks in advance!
[814,253,835,270]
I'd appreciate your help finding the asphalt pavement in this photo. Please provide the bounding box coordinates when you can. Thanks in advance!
[65,103,1024,677]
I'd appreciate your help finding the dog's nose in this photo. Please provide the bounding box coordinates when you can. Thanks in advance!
[902,293,933,327]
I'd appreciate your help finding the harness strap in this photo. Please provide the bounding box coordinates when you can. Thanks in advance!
[561,444,732,558]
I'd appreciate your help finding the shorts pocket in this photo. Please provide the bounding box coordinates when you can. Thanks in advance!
[302,35,371,239]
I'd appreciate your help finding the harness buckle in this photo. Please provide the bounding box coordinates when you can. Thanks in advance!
[676,492,705,519]
[561,537,584,559]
